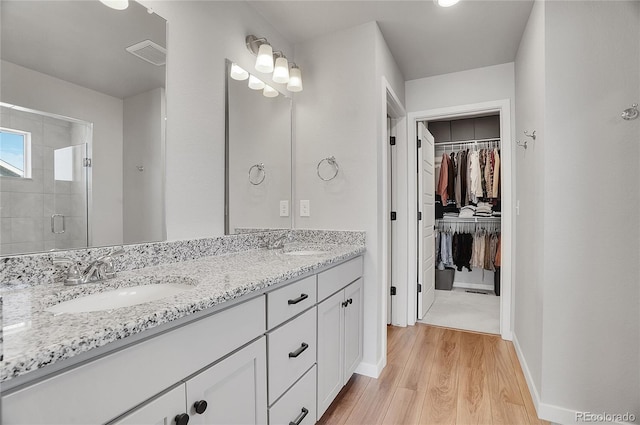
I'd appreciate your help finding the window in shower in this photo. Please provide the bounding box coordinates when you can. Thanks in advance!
[0,127,31,178]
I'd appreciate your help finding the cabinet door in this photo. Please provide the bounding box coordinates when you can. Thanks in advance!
[109,385,187,425]
[316,290,344,418]
[343,278,363,383]
[186,338,267,425]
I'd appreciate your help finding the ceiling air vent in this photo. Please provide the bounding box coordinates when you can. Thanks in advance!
[126,40,166,66]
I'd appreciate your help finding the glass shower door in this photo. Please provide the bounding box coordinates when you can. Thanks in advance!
[49,141,89,251]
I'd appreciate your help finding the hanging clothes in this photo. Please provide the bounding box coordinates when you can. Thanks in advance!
[437,153,451,205]
[492,148,500,199]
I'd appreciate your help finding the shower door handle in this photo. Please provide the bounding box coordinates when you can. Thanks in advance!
[51,214,66,234]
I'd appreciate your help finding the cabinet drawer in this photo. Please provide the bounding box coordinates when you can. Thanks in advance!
[267,308,316,404]
[317,256,363,302]
[269,365,316,425]
[267,275,316,329]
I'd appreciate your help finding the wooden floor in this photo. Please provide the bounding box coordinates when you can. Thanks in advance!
[318,324,548,425]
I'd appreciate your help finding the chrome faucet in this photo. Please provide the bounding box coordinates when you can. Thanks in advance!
[267,233,291,250]
[54,248,125,286]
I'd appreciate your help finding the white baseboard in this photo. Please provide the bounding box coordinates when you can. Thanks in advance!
[512,334,542,412]
[452,282,494,291]
[511,334,634,425]
[355,356,386,379]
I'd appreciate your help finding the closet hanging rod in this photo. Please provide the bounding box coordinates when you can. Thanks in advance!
[437,216,501,222]
[433,137,500,146]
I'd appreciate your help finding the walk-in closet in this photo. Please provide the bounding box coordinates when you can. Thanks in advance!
[419,114,503,334]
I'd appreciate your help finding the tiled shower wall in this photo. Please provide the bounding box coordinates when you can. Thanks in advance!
[0,107,89,255]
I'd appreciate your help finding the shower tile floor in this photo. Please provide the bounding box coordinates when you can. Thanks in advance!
[418,287,500,334]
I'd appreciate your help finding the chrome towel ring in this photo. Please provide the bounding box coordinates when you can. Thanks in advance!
[248,163,266,185]
[622,103,639,121]
[317,156,339,181]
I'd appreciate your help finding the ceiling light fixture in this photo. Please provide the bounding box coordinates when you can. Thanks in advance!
[99,0,129,10]
[434,0,460,7]
[287,64,303,92]
[229,63,249,81]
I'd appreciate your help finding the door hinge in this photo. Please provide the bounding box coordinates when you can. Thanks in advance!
[417,139,422,148]
[390,286,397,296]
[390,136,396,146]
[390,211,397,221]
[418,284,422,293]
[418,211,422,221]
[83,158,92,167]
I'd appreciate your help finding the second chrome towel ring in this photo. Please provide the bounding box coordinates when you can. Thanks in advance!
[317,156,339,181]
[248,163,266,185]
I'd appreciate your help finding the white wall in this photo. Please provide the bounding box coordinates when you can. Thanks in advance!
[123,88,166,244]
[139,0,293,240]
[541,1,640,420]
[294,21,405,374]
[513,0,545,399]
[1,60,124,247]
[406,62,516,126]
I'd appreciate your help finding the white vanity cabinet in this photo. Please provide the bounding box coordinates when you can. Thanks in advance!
[316,257,364,418]
[1,254,364,425]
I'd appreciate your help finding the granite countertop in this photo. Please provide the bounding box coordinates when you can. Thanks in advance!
[1,243,365,383]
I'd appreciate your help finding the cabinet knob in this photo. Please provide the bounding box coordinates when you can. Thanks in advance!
[175,413,190,425]
[342,301,348,308]
[194,400,208,414]
[348,298,353,305]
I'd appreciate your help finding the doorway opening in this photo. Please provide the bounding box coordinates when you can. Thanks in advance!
[407,100,513,340]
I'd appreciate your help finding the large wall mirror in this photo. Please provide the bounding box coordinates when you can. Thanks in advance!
[225,59,292,234]
[0,0,166,255]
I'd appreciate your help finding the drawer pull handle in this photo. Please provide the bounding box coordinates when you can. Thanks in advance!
[194,400,208,414]
[175,413,190,425]
[288,293,309,305]
[289,342,309,358]
[289,407,309,425]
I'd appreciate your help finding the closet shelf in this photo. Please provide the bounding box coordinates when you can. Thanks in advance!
[437,216,501,222]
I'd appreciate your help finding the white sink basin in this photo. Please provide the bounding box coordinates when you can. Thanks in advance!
[283,250,326,256]
[46,282,194,314]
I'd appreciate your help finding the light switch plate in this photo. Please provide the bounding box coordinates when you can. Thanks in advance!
[279,200,289,217]
[300,200,310,217]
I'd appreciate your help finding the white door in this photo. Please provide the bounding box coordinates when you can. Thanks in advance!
[186,338,267,425]
[317,290,345,418]
[343,278,363,382]
[417,123,436,319]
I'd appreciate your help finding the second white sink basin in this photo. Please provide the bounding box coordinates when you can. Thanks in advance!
[283,250,326,256]
[46,281,195,314]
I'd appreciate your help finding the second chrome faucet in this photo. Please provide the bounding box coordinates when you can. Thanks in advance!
[54,248,125,286]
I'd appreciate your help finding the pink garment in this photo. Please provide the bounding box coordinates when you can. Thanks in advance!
[437,153,450,205]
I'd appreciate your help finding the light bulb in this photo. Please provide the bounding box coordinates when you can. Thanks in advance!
[263,85,279,98]
[248,75,265,90]
[273,57,290,84]
[255,43,274,73]
[230,63,249,81]
[99,0,129,10]
[287,66,303,92]
[436,0,459,7]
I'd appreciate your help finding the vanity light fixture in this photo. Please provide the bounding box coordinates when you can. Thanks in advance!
[99,0,129,10]
[248,75,266,90]
[272,52,290,84]
[434,0,460,6]
[287,64,303,92]
[230,63,249,81]
[263,85,279,98]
